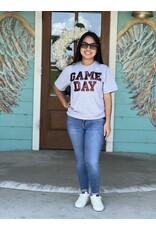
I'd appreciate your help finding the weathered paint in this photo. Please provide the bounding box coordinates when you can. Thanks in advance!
[1,180,156,194]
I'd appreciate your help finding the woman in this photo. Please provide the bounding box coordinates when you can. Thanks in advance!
[53,31,118,212]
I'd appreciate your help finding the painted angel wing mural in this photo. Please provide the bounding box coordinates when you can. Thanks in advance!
[116,19,156,127]
[0,13,35,113]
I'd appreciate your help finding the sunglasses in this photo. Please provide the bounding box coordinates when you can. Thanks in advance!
[81,42,99,50]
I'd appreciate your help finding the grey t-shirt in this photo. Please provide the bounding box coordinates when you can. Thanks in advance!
[54,61,118,120]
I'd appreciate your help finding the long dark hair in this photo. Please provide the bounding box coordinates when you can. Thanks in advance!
[73,31,104,64]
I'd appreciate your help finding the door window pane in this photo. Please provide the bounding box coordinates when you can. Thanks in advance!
[78,12,101,37]
[51,12,75,36]
[50,12,75,95]
[51,12,75,64]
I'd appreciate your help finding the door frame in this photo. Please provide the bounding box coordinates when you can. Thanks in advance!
[32,11,118,151]
[40,11,111,149]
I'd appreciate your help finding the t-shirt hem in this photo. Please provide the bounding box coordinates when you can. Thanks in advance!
[67,112,105,120]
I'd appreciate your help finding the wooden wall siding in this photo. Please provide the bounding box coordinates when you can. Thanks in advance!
[114,11,156,154]
[0,12,35,151]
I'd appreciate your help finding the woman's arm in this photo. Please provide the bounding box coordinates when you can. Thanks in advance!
[53,85,70,109]
[103,93,112,139]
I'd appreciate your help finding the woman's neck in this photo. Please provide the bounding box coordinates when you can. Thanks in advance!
[81,58,95,66]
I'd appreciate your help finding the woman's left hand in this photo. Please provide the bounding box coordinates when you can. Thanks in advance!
[104,123,111,139]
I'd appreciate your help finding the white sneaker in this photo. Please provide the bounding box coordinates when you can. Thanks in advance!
[75,192,90,208]
[90,194,104,211]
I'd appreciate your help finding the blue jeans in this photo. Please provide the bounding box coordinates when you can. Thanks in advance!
[67,115,105,194]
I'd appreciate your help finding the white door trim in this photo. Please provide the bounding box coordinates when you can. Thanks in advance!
[32,11,42,150]
[106,11,118,152]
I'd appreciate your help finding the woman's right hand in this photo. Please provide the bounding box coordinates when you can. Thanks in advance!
[63,101,71,109]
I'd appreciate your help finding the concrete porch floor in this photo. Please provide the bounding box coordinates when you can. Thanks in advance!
[0,150,156,219]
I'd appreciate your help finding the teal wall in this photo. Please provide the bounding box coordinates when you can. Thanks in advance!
[114,11,156,154]
[0,11,35,151]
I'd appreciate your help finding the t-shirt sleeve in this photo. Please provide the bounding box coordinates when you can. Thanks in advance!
[103,66,118,93]
[54,66,71,91]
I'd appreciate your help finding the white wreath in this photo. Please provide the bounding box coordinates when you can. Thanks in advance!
[52,26,88,70]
